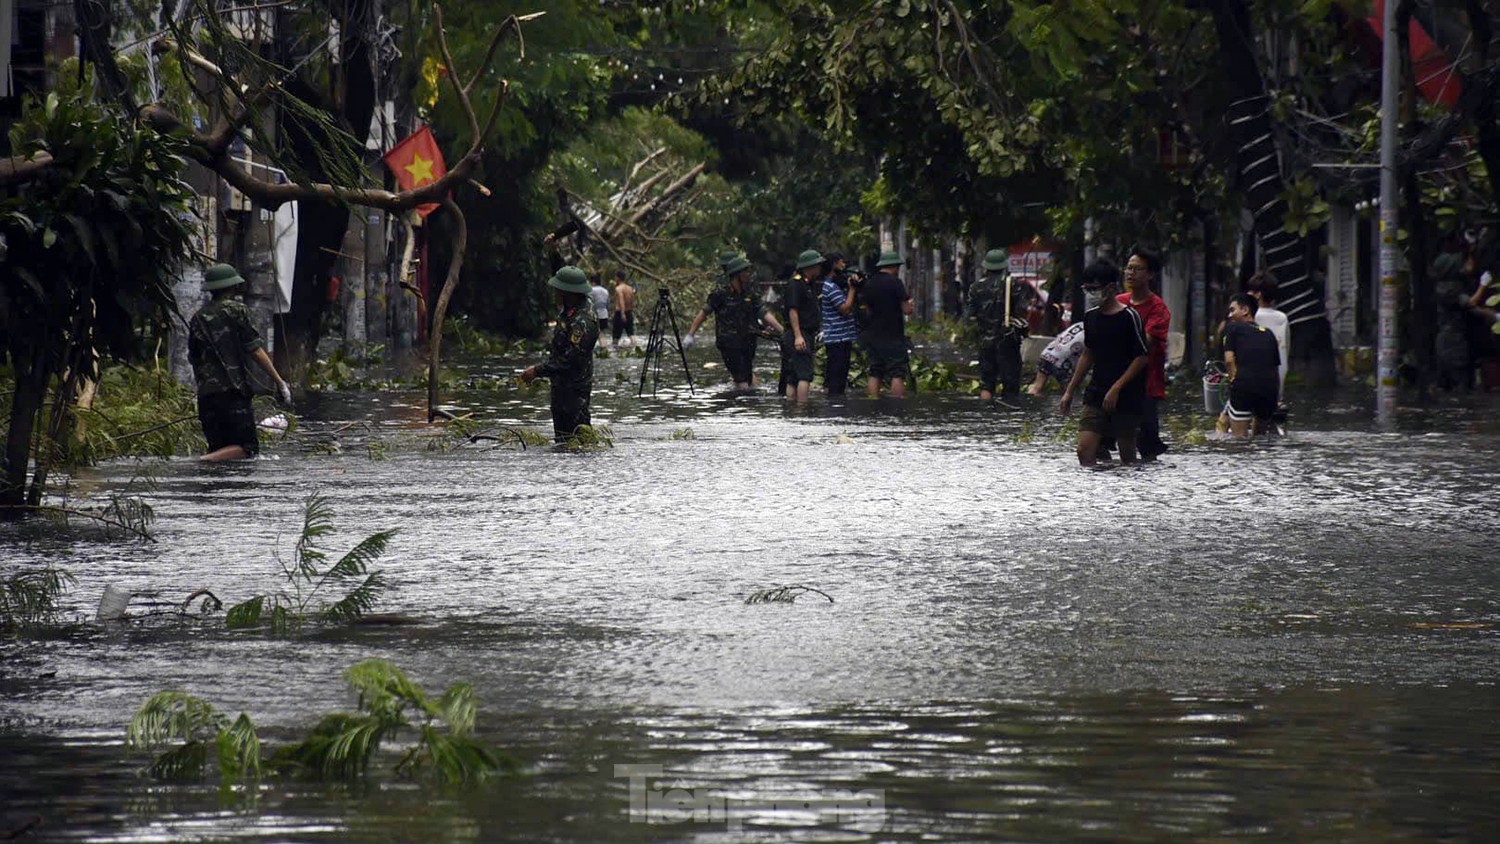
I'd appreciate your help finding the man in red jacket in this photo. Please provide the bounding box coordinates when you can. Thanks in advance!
[1118,248,1171,460]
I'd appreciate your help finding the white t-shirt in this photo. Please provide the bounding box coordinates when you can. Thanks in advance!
[1255,306,1289,394]
[589,285,610,319]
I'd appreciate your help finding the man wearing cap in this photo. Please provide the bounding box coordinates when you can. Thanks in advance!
[781,249,825,402]
[685,256,785,390]
[861,252,914,398]
[187,263,293,462]
[967,248,1034,401]
[522,266,600,442]
[1059,259,1150,466]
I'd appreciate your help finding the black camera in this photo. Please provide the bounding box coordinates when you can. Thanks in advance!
[845,269,867,287]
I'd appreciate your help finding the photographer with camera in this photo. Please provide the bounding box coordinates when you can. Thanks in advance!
[967,248,1034,401]
[684,256,785,390]
[820,253,861,396]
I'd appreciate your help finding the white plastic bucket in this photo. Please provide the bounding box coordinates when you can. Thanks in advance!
[97,585,131,621]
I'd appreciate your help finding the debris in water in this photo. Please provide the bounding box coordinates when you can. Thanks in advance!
[745,585,834,605]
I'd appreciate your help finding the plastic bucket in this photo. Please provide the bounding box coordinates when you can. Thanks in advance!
[1203,375,1227,414]
[97,585,131,621]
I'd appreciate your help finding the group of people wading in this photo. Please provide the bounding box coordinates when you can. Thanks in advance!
[182,239,1284,458]
[519,242,1287,456]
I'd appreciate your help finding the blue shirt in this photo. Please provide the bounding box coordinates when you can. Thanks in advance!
[820,278,858,344]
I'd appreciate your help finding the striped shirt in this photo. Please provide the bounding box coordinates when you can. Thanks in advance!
[820,278,858,344]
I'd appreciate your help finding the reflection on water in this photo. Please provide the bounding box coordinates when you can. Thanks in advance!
[3,343,1500,841]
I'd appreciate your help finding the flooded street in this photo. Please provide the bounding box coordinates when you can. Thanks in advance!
[4,342,1500,841]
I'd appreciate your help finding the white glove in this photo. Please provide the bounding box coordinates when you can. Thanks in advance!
[681,333,696,349]
[277,381,293,406]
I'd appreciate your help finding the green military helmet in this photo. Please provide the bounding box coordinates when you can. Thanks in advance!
[718,251,738,270]
[796,249,825,270]
[202,263,247,291]
[982,248,1008,272]
[548,266,592,295]
[724,256,752,276]
[874,251,904,269]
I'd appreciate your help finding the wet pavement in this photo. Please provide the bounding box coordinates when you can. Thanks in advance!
[2,338,1499,841]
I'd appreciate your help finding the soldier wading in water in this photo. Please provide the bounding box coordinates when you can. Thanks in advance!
[683,255,785,390]
[188,263,292,462]
[521,266,600,442]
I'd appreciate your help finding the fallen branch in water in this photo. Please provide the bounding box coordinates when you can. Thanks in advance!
[182,588,223,614]
[0,505,156,542]
[745,585,834,605]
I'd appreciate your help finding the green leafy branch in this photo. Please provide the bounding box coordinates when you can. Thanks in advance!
[225,493,396,632]
[128,661,514,786]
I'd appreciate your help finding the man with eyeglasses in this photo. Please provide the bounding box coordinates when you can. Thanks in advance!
[1118,248,1172,460]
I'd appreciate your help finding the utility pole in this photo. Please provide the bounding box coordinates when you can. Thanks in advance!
[1376,0,1400,423]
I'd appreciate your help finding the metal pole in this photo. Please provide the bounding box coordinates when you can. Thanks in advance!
[1376,0,1400,423]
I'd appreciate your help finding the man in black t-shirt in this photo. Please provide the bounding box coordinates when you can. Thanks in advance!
[1060,260,1149,466]
[861,251,914,397]
[1223,293,1281,439]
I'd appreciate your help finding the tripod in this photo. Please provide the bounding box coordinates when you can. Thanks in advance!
[637,287,696,396]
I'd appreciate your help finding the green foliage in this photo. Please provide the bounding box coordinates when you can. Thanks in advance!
[270,660,513,784]
[224,493,395,631]
[129,662,512,786]
[0,567,74,631]
[563,424,614,451]
[62,366,206,463]
[1280,178,1331,237]
[1,84,195,370]
[1,81,197,504]
[128,692,261,782]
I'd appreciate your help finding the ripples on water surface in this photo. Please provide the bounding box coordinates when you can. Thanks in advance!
[3,346,1499,841]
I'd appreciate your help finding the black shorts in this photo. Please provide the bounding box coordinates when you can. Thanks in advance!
[718,344,755,383]
[1226,383,1277,423]
[781,334,816,385]
[198,391,258,456]
[865,337,910,380]
[612,311,635,339]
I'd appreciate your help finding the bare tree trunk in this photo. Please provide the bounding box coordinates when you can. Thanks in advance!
[1,359,49,509]
[428,196,467,420]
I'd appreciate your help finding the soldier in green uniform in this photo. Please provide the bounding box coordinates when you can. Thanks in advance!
[521,266,600,442]
[683,255,786,389]
[967,248,1034,401]
[187,263,292,462]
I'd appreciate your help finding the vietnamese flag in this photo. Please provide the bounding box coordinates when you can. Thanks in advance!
[383,125,447,217]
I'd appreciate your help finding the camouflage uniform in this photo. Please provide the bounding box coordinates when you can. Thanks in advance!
[537,303,600,441]
[188,295,263,454]
[703,281,769,383]
[968,272,1032,398]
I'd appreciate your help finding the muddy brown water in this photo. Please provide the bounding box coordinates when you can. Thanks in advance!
[3,340,1499,842]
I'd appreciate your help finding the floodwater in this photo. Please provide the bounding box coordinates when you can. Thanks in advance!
[3,336,1499,842]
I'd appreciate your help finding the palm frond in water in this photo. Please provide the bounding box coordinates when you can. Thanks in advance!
[322,530,397,580]
[128,691,226,749]
[321,572,388,624]
[215,713,262,780]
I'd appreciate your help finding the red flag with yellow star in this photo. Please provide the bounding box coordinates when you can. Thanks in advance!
[383,125,447,217]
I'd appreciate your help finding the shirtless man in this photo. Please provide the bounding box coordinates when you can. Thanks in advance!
[611,269,637,346]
